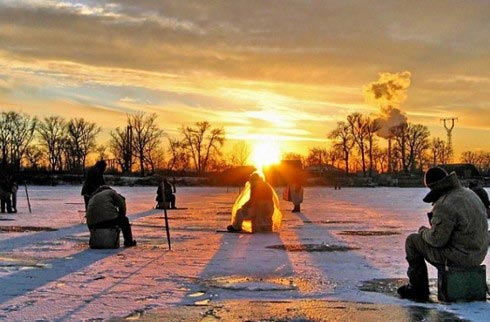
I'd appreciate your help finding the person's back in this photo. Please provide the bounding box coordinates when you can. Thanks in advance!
[86,186,135,247]
[86,188,124,226]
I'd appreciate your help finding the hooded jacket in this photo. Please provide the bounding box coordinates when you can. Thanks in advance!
[420,172,489,266]
[86,186,126,225]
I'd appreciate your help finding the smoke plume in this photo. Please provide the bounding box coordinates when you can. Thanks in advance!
[364,71,410,138]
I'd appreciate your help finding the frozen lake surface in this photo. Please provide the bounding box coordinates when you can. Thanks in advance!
[0,185,489,321]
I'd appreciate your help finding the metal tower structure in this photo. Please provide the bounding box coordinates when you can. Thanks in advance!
[441,117,458,163]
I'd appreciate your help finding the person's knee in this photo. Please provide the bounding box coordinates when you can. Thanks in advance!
[406,233,422,248]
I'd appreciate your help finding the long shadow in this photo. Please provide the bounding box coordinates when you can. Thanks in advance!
[179,225,297,305]
[0,209,157,305]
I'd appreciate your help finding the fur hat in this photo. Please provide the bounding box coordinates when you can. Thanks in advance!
[424,166,448,188]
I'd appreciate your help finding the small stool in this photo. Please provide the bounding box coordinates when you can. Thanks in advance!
[437,265,487,302]
[89,227,121,249]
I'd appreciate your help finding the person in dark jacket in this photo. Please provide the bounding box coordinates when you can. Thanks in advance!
[397,167,489,301]
[156,178,176,209]
[81,160,107,209]
[0,162,13,213]
[86,186,136,247]
[469,180,490,218]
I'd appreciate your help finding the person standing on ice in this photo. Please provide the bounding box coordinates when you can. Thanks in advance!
[86,186,136,247]
[468,180,490,218]
[227,172,278,232]
[81,160,107,209]
[397,166,489,301]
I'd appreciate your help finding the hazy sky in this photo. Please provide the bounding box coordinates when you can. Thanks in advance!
[1,0,489,158]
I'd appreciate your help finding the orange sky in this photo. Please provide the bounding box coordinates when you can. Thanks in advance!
[1,1,489,160]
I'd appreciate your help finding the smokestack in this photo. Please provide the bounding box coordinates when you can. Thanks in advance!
[364,71,411,172]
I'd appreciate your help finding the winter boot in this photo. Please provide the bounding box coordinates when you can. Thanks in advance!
[397,284,430,302]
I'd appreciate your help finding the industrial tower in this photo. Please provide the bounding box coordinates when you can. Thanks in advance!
[441,117,458,163]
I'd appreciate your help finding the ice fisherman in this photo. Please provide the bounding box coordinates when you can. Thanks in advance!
[156,178,176,209]
[469,180,490,218]
[0,161,14,213]
[86,185,136,247]
[227,172,280,233]
[81,160,107,209]
[284,177,304,213]
[397,166,489,301]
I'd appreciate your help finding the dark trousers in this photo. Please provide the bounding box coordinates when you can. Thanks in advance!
[88,215,133,244]
[1,196,12,213]
[405,233,446,293]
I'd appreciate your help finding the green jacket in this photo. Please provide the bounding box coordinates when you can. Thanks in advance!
[420,173,489,266]
[86,187,126,225]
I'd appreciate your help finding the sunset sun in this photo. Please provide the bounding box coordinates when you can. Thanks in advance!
[250,140,281,169]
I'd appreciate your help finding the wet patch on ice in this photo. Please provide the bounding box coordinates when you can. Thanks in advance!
[303,220,359,224]
[131,299,469,321]
[216,211,231,215]
[358,278,438,298]
[201,276,297,291]
[0,226,58,233]
[0,255,51,272]
[338,230,400,236]
[266,243,359,252]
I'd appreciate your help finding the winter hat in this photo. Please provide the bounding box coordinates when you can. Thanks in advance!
[424,166,448,188]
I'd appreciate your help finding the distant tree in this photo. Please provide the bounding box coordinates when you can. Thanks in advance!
[461,150,490,174]
[305,147,328,167]
[37,116,67,173]
[430,137,451,166]
[391,123,430,173]
[0,111,37,171]
[282,152,303,161]
[365,117,382,176]
[180,121,225,173]
[128,112,164,176]
[460,151,480,165]
[166,137,189,171]
[65,118,101,172]
[328,121,354,174]
[228,140,251,166]
[24,145,46,170]
[372,146,389,173]
[109,126,134,174]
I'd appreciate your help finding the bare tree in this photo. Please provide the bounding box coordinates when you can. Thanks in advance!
[37,116,67,173]
[430,137,451,166]
[24,145,46,170]
[66,118,101,172]
[328,121,354,174]
[305,147,328,167]
[365,117,382,176]
[180,121,225,173]
[166,137,189,171]
[347,113,370,176]
[0,111,37,170]
[128,112,164,176]
[109,126,134,174]
[391,123,430,173]
[228,140,251,166]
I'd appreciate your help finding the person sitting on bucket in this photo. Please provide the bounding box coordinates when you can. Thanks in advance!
[227,172,275,232]
[156,178,176,209]
[397,166,489,301]
[86,186,136,247]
